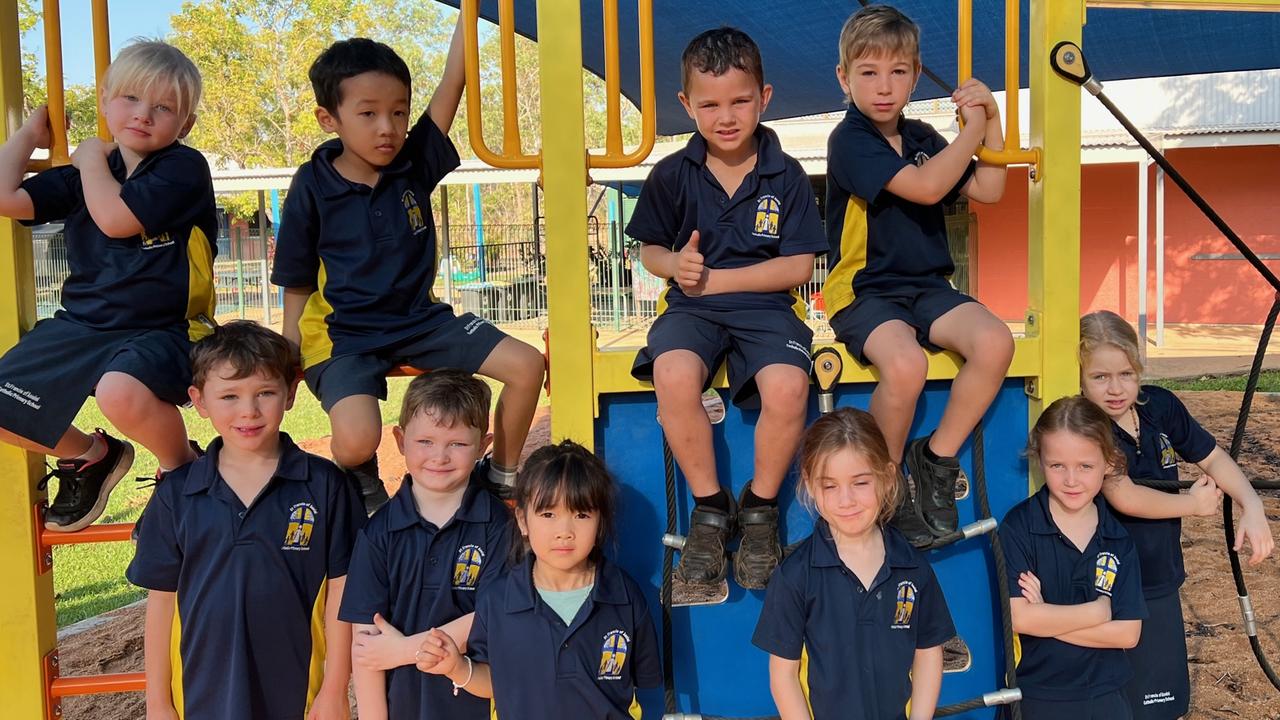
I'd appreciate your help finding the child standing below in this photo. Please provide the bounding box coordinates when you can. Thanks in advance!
[1080,310,1274,718]
[418,441,662,719]
[628,27,828,589]
[0,40,213,531]
[272,16,545,514]
[128,321,366,719]
[753,408,954,720]
[1001,396,1147,719]
[824,6,1013,547]
[340,369,511,720]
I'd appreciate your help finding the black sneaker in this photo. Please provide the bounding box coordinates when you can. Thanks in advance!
[675,496,736,587]
[132,440,205,544]
[733,482,781,590]
[347,456,390,516]
[905,436,961,538]
[891,464,936,549]
[40,429,135,532]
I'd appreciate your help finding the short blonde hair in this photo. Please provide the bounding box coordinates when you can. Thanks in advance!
[1080,310,1144,377]
[838,5,921,73]
[102,40,203,119]
[798,408,902,526]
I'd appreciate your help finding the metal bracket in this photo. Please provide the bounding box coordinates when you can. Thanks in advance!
[43,651,61,720]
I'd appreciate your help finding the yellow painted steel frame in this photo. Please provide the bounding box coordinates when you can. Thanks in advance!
[0,0,58,715]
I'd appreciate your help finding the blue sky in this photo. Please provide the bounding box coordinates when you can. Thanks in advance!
[24,0,187,86]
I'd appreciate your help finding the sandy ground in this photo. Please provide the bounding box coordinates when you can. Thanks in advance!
[56,394,1280,719]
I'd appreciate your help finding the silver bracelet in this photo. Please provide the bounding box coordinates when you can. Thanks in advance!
[452,655,474,696]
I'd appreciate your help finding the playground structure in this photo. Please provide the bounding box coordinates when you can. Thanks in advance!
[2,0,1280,718]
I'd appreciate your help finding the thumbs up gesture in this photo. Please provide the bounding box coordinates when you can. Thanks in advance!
[675,230,708,296]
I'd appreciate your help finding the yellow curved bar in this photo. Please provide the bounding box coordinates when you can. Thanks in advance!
[92,0,110,140]
[41,0,69,167]
[602,0,622,156]
[957,0,1041,170]
[588,0,655,169]
[462,0,539,170]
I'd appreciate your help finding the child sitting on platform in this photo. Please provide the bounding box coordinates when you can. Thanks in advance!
[823,5,1012,548]
[753,408,954,720]
[128,321,366,719]
[1000,396,1147,719]
[0,40,213,531]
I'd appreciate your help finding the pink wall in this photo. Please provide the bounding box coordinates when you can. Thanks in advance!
[971,145,1280,325]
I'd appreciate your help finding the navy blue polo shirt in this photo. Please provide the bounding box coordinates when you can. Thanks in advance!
[126,434,366,720]
[1110,385,1217,598]
[822,104,975,319]
[752,522,955,720]
[625,124,827,313]
[469,556,662,720]
[338,475,511,719]
[20,142,217,339]
[999,486,1147,701]
[272,112,461,369]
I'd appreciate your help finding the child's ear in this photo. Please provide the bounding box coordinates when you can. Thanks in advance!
[178,113,197,139]
[188,385,209,418]
[836,64,851,98]
[392,425,406,455]
[314,105,339,133]
[284,377,299,411]
[514,508,529,537]
[677,91,694,121]
[759,83,773,113]
[480,431,494,455]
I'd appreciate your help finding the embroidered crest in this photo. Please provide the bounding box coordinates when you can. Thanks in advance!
[282,503,317,550]
[752,194,780,238]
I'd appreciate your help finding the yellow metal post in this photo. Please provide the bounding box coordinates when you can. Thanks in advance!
[538,0,595,447]
[1027,0,1084,432]
[0,0,58,715]
[92,0,111,140]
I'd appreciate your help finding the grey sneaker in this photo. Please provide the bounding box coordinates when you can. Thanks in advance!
[675,497,736,587]
[905,436,961,538]
[733,483,781,590]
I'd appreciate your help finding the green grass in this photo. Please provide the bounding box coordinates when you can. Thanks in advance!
[1150,370,1280,393]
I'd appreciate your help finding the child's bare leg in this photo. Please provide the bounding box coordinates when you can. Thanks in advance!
[862,321,928,463]
[652,350,717,497]
[96,372,196,469]
[327,394,383,468]
[927,304,1014,456]
[0,425,92,459]
[477,337,545,471]
[750,364,810,500]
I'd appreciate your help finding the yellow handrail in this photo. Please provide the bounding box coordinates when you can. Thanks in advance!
[462,0,539,169]
[41,0,68,167]
[587,0,655,169]
[461,0,655,172]
[958,0,1041,172]
[92,0,110,140]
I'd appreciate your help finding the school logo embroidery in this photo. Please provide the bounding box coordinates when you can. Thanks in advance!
[1095,552,1120,596]
[452,544,485,589]
[140,231,175,250]
[282,503,317,551]
[892,581,917,628]
[752,194,780,238]
[597,630,631,680]
[402,190,425,233]
[1158,433,1177,469]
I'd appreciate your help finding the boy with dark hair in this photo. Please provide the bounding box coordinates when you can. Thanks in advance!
[628,27,827,589]
[0,40,213,531]
[128,321,366,719]
[824,5,1013,547]
[272,15,545,515]
[340,369,511,720]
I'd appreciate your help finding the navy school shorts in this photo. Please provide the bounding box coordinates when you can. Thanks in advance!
[304,312,508,412]
[829,279,976,364]
[1018,689,1132,720]
[0,316,193,448]
[631,306,813,408]
[1122,590,1190,719]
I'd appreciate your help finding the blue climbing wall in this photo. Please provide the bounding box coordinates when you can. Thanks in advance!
[596,378,1030,719]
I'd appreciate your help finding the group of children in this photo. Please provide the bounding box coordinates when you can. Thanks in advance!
[0,4,1273,720]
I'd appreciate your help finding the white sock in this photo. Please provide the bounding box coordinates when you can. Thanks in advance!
[489,463,517,487]
[73,433,107,464]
